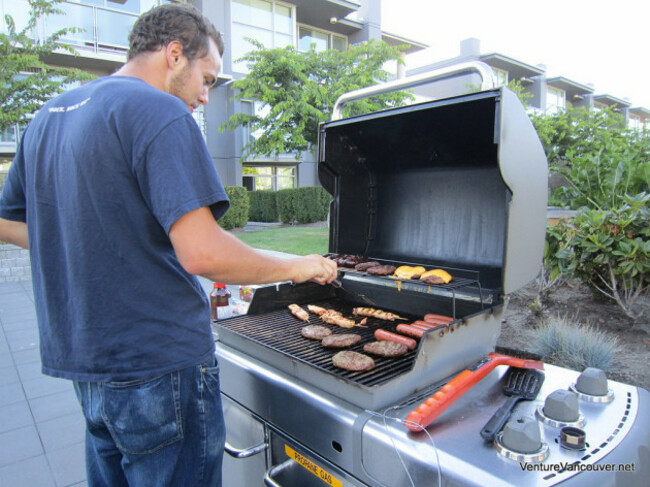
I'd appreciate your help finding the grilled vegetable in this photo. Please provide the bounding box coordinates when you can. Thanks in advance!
[420,269,452,284]
[288,304,309,321]
[393,265,426,280]
[352,307,406,321]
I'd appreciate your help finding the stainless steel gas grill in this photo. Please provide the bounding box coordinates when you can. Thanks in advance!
[215,65,649,486]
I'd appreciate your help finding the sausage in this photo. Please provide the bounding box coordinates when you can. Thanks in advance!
[396,324,424,338]
[375,329,417,350]
[412,320,438,329]
[423,313,454,324]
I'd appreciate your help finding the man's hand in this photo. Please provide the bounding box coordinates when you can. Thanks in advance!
[289,254,338,285]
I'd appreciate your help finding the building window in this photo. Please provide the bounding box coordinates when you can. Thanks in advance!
[546,87,566,114]
[298,25,347,52]
[492,67,508,86]
[628,115,641,131]
[231,0,295,73]
[242,165,296,191]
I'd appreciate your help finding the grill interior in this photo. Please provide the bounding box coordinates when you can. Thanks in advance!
[215,299,431,387]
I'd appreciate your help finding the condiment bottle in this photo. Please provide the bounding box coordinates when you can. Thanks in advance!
[210,283,232,321]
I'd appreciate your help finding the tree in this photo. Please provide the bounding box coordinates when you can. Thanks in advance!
[0,0,94,132]
[220,39,413,160]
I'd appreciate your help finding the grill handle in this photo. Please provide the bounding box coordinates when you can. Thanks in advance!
[224,439,268,459]
[263,458,295,487]
[331,61,497,120]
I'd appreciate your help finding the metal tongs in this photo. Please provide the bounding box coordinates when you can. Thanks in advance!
[330,274,377,307]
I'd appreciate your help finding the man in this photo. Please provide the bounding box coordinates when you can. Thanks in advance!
[0,4,337,486]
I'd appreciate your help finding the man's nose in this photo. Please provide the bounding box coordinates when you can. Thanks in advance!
[198,88,209,105]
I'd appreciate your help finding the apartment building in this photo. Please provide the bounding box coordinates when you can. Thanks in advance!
[0,0,426,190]
[407,38,649,131]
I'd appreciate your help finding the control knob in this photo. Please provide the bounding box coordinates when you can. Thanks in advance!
[536,389,586,428]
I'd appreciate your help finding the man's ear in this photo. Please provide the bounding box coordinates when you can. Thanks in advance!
[165,40,184,68]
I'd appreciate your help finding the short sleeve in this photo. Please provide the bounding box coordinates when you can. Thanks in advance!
[0,143,27,223]
[135,115,230,233]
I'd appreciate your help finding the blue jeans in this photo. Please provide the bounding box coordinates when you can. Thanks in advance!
[73,358,226,487]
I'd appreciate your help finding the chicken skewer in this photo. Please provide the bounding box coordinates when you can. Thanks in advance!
[352,307,407,321]
[288,304,310,322]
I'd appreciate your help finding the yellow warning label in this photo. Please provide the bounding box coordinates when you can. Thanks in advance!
[284,444,343,487]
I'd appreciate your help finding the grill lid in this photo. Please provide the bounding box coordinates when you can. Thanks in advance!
[318,88,547,294]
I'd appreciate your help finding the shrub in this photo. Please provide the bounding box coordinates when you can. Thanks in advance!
[248,190,279,222]
[277,187,330,224]
[218,186,250,230]
[531,315,619,372]
[548,193,650,319]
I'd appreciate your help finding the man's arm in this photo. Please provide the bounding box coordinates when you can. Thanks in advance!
[169,206,337,285]
[0,218,28,249]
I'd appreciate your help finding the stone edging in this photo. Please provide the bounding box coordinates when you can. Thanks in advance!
[0,244,31,282]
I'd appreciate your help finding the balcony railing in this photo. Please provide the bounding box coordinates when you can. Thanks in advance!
[1,0,139,54]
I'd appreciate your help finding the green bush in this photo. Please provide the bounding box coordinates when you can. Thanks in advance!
[548,193,650,319]
[531,106,649,210]
[218,186,250,230]
[248,190,279,222]
[277,187,330,224]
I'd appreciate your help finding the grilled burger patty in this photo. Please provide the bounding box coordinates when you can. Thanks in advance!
[363,340,409,357]
[332,351,375,371]
[366,265,397,276]
[322,333,362,348]
[354,261,381,271]
[301,325,333,340]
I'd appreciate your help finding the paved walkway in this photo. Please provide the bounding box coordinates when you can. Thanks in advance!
[0,249,295,486]
[0,280,86,487]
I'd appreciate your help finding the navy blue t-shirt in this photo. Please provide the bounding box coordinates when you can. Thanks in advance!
[0,76,229,381]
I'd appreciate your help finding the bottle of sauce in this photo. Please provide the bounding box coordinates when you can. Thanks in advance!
[210,283,232,321]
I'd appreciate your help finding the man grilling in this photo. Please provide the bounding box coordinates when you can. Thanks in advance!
[0,4,336,486]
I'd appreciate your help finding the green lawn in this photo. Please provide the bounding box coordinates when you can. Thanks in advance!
[235,225,329,256]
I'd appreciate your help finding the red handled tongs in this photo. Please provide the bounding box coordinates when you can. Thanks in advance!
[404,353,544,432]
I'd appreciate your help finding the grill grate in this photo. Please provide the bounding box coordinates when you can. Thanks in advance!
[216,300,421,387]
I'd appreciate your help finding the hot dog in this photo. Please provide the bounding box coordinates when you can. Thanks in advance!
[396,324,424,338]
[412,320,438,329]
[423,313,454,324]
[375,329,417,350]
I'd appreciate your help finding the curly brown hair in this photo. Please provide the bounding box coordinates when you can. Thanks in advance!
[127,3,224,62]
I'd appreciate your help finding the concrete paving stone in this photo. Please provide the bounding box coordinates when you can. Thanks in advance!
[0,311,38,330]
[0,350,13,368]
[5,328,39,352]
[16,360,45,382]
[29,388,81,424]
[1,317,39,331]
[22,374,72,400]
[12,347,42,365]
[46,441,85,487]
[38,412,85,453]
[0,380,26,408]
[0,364,20,386]
[0,425,43,467]
[0,309,38,324]
[0,400,33,434]
[0,454,56,487]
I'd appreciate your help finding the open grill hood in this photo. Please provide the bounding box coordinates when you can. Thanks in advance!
[318,88,548,295]
[217,83,549,410]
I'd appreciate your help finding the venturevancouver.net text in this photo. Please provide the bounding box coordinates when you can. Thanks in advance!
[519,462,635,473]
